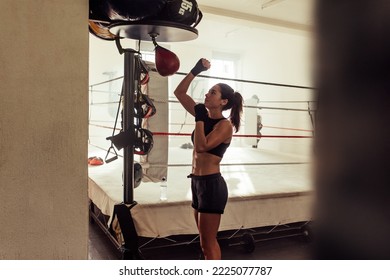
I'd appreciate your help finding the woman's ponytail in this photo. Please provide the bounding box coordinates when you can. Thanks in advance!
[218,83,243,133]
[230,92,243,132]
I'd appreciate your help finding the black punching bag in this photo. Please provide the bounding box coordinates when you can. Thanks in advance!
[89,21,116,41]
[107,0,167,21]
[157,0,202,27]
[89,0,111,22]
[89,0,116,40]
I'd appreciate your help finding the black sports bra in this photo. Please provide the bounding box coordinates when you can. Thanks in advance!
[191,117,230,158]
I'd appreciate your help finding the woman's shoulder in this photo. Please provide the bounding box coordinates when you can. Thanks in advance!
[220,118,232,125]
[215,118,233,132]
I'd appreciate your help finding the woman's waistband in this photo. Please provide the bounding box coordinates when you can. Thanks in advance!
[187,173,221,180]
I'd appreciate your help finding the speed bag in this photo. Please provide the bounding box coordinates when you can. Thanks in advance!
[106,0,167,21]
[158,0,203,27]
[155,45,180,76]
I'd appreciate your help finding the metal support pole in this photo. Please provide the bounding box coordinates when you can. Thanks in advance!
[123,50,136,204]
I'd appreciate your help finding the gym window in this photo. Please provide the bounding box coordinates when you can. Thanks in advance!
[210,52,240,90]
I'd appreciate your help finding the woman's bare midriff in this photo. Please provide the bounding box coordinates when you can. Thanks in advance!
[192,150,222,175]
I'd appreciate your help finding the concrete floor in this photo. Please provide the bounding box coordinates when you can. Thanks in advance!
[88,220,314,260]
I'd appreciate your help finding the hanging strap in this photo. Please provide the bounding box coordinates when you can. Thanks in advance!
[104,144,119,163]
[105,84,124,163]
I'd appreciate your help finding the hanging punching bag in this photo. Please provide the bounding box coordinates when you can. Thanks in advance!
[157,0,202,27]
[89,21,117,41]
[89,0,117,40]
[89,0,111,22]
[107,0,167,21]
[153,38,180,76]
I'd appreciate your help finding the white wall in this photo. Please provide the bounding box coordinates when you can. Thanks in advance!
[171,15,314,156]
[0,0,89,259]
[89,12,314,159]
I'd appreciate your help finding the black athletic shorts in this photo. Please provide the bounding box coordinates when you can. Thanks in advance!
[189,173,228,214]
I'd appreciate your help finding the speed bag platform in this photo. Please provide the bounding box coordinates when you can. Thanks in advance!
[109,19,198,42]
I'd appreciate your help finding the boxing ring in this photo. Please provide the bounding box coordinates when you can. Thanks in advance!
[88,66,316,258]
[87,2,315,258]
[89,146,313,233]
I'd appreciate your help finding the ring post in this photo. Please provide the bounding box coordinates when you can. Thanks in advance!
[123,49,136,204]
[113,37,142,259]
[108,21,199,259]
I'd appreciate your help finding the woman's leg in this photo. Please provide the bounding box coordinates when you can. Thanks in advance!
[198,213,222,260]
[193,209,199,229]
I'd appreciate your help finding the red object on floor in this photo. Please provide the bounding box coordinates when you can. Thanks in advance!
[88,156,104,165]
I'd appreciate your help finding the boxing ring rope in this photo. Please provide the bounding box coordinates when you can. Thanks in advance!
[89,123,313,138]
[89,124,312,170]
[89,100,315,112]
[88,71,315,166]
[262,125,313,133]
[89,70,315,90]
[177,71,314,90]
[88,120,313,172]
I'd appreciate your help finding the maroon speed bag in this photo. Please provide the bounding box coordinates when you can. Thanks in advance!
[155,45,180,76]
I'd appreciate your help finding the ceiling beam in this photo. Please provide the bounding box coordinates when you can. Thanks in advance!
[199,5,313,33]
[261,0,286,10]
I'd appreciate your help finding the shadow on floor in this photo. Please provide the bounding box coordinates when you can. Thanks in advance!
[88,221,314,260]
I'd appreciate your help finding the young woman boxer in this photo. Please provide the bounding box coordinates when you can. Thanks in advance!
[174,58,243,260]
